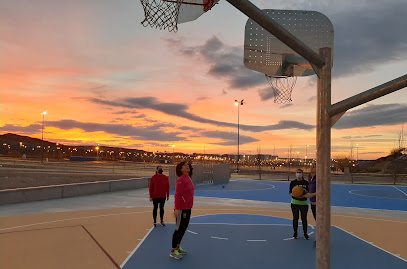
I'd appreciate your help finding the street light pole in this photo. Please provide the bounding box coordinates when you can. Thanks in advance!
[172,143,175,164]
[41,110,47,164]
[235,99,244,173]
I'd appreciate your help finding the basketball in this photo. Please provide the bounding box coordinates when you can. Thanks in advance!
[292,186,304,198]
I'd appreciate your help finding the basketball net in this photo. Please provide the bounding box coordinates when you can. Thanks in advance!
[140,0,183,32]
[265,75,297,104]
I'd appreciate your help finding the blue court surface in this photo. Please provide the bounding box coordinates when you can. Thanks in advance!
[121,214,406,269]
[176,180,407,211]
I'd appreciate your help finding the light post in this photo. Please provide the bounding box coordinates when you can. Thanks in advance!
[96,145,99,159]
[235,99,244,173]
[356,143,359,162]
[172,143,175,164]
[41,110,47,163]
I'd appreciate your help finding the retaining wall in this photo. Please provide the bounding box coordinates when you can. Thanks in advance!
[0,177,149,205]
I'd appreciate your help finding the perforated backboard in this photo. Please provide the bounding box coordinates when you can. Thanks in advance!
[244,9,334,76]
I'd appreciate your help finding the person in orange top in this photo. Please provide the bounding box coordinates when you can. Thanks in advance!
[149,166,170,227]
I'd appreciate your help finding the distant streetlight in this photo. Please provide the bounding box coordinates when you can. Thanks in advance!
[297,151,300,160]
[96,145,100,159]
[41,110,47,163]
[235,99,244,173]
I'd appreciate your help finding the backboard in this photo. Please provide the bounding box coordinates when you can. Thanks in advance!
[244,9,334,76]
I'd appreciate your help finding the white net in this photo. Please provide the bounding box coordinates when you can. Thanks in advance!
[265,75,297,104]
[140,0,183,32]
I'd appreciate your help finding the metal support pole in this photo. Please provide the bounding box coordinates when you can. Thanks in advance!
[316,47,332,269]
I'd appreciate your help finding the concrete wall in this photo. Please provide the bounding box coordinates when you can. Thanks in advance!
[0,177,149,205]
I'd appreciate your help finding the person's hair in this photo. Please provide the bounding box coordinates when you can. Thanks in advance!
[156,166,160,174]
[176,162,186,177]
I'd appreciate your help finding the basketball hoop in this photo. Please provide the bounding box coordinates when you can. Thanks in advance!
[265,75,297,104]
[140,0,217,32]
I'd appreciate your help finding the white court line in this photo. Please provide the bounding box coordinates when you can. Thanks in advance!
[247,239,266,242]
[334,226,407,263]
[348,190,405,200]
[187,230,198,234]
[121,227,154,268]
[211,236,228,240]
[393,186,407,196]
[0,210,151,231]
[283,237,294,241]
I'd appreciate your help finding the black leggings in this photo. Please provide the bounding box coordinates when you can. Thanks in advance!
[172,209,191,249]
[152,198,166,223]
[291,203,309,234]
[311,204,316,221]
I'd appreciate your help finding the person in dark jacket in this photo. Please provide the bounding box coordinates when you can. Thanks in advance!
[289,168,310,240]
[149,166,170,227]
[306,166,317,247]
[170,162,195,260]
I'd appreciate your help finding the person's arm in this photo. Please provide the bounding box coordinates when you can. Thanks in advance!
[149,175,155,201]
[165,175,170,201]
[174,177,184,210]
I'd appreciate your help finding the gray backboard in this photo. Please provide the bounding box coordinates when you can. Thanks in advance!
[244,9,334,76]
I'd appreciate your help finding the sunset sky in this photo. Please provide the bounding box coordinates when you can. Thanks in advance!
[1,0,406,160]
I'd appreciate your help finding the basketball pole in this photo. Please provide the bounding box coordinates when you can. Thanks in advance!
[316,47,332,269]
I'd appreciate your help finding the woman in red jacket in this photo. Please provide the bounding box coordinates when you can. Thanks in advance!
[149,166,170,227]
[170,162,195,260]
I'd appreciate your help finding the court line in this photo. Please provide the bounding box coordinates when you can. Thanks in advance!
[120,227,154,268]
[187,230,198,234]
[349,190,407,200]
[393,186,407,196]
[247,239,266,242]
[0,210,151,231]
[334,226,407,263]
[211,236,228,240]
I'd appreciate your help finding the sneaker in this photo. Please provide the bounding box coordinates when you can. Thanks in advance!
[304,234,309,240]
[293,233,298,239]
[161,221,166,226]
[170,250,183,259]
[178,247,187,255]
[153,222,157,227]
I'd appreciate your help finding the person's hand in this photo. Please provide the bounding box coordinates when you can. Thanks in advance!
[149,198,152,202]
[174,209,180,218]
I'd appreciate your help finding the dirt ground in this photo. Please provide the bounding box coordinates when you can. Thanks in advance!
[1,157,406,190]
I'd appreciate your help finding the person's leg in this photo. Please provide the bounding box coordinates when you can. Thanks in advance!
[291,204,300,238]
[159,198,165,224]
[176,209,191,254]
[311,204,316,221]
[300,205,309,238]
[152,199,159,225]
[171,211,183,259]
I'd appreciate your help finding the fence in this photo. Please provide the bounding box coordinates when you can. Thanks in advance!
[168,163,230,189]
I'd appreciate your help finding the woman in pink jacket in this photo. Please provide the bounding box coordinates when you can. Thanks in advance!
[170,162,195,260]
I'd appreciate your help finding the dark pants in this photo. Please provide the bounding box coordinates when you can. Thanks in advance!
[311,204,316,220]
[172,209,191,248]
[291,203,309,235]
[152,198,166,223]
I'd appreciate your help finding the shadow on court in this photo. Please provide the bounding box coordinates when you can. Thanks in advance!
[122,214,406,269]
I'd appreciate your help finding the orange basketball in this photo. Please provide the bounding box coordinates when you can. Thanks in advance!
[292,186,304,198]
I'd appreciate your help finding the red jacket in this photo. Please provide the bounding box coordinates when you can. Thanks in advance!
[174,174,195,210]
[149,174,170,199]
